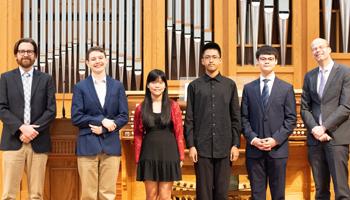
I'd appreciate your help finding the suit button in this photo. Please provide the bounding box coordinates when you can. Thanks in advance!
[213,132,216,136]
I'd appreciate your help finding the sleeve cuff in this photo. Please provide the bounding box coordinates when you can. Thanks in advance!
[250,137,258,145]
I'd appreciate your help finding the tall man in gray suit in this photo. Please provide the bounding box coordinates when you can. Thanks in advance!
[301,38,350,200]
[0,38,56,199]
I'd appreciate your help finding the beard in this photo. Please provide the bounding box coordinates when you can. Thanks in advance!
[16,57,35,69]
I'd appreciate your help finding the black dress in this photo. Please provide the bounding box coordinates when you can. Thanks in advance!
[136,113,182,181]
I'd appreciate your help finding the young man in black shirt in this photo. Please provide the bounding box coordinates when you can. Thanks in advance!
[184,42,241,200]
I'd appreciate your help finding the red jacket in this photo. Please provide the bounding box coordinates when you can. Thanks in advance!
[134,100,185,163]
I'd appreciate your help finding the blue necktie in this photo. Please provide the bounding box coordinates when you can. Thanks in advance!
[262,79,270,108]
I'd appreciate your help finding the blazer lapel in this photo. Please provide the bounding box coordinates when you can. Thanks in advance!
[321,63,339,99]
[253,79,264,113]
[103,76,113,110]
[13,69,24,99]
[265,78,280,112]
[31,70,41,98]
[87,76,104,111]
[311,69,319,96]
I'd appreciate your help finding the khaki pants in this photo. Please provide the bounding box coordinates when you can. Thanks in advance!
[1,143,48,200]
[77,154,120,200]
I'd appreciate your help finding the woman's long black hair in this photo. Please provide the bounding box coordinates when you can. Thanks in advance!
[141,69,171,128]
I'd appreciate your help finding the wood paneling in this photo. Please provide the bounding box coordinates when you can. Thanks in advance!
[1,0,350,199]
[0,1,22,196]
[0,0,21,74]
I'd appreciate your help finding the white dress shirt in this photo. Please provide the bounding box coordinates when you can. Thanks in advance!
[317,60,334,125]
[92,76,107,108]
[317,60,334,95]
[260,72,276,96]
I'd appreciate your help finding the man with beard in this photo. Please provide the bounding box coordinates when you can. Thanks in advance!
[0,38,56,199]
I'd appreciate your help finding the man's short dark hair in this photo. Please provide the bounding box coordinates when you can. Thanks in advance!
[86,46,106,60]
[255,45,279,60]
[201,42,221,58]
[13,38,38,56]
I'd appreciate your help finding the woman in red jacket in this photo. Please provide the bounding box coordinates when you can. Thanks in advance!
[134,69,185,200]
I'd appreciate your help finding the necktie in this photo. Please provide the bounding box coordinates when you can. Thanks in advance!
[262,79,270,108]
[318,69,327,124]
[318,69,327,98]
[23,72,31,124]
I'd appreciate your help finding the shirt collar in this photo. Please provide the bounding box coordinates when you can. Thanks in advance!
[204,72,223,82]
[92,75,107,84]
[319,60,334,73]
[260,72,275,83]
[19,67,34,77]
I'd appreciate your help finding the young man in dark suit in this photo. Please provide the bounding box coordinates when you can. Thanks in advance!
[71,46,129,199]
[0,38,56,199]
[241,45,296,199]
[301,38,350,200]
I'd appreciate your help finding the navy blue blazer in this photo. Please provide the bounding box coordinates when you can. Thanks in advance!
[71,76,129,156]
[241,77,296,158]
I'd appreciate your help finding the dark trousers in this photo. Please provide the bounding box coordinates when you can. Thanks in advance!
[246,155,287,200]
[308,143,350,200]
[194,156,231,200]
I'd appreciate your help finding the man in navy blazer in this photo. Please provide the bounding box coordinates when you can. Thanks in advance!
[241,46,296,200]
[71,46,128,200]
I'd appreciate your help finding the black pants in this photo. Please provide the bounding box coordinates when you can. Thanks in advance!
[194,156,231,200]
[308,143,350,200]
[246,155,287,200]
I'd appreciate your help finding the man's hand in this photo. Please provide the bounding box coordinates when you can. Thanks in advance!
[189,147,198,163]
[102,118,117,132]
[89,124,103,135]
[318,133,332,142]
[312,126,326,139]
[261,137,278,151]
[19,124,39,140]
[252,138,267,151]
[19,133,31,143]
[230,146,239,161]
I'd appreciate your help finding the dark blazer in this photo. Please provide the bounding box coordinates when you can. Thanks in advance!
[301,62,350,145]
[71,75,129,156]
[241,77,297,158]
[0,68,56,153]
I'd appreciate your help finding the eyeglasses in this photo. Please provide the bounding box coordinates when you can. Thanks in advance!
[203,55,220,60]
[311,45,329,52]
[17,50,35,56]
[258,57,275,61]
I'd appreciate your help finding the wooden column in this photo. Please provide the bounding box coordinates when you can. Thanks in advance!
[0,0,22,197]
[0,0,21,74]
[306,0,320,72]
[143,0,166,84]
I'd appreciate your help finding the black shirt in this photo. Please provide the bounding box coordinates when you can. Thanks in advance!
[184,73,241,158]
